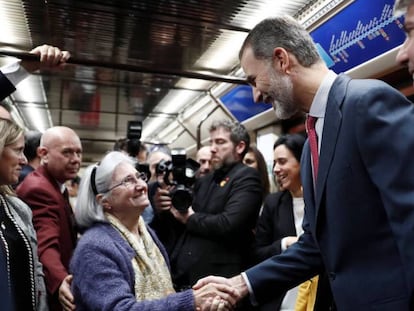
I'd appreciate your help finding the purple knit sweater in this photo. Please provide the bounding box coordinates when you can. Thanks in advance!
[70,222,195,311]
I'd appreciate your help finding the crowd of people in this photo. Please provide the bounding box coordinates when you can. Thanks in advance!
[2,0,414,310]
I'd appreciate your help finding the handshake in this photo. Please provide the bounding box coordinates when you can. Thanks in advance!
[192,275,249,311]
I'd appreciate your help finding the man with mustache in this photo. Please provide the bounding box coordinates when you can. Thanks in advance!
[151,119,262,310]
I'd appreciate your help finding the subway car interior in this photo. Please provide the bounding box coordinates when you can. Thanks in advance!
[0,0,412,165]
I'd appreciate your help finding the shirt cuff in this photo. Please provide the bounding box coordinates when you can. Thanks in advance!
[281,237,288,251]
[241,272,258,306]
[1,60,29,86]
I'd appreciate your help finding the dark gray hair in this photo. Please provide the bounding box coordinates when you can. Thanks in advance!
[239,16,321,67]
[209,119,250,158]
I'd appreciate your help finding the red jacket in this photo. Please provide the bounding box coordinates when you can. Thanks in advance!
[17,166,77,311]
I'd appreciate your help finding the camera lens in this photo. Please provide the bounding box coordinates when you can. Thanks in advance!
[171,185,192,212]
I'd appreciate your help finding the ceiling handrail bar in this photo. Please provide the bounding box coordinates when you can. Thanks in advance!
[0,50,248,85]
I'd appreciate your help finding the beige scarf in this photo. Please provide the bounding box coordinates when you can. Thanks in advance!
[106,213,175,300]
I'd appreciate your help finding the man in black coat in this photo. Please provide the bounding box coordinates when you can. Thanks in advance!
[151,120,263,299]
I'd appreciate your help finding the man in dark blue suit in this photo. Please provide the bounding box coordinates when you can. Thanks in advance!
[195,15,414,310]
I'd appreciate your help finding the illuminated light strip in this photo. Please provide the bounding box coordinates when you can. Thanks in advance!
[0,0,31,46]
[143,0,323,142]
[296,0,352,30]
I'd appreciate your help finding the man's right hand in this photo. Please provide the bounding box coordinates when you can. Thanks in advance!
[21,44,70,73]
[193,279,241,311]
[153,186,172,212]
[193,274,249,305]
[59,274,75,311]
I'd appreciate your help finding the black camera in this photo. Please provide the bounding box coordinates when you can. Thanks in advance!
[126,121,152,180]
[155,148,200,212]
[136,163,151,182]
[126,120,142,158]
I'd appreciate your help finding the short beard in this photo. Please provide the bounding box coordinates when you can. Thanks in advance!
[211,153,237,171]
[211,161,222,171]
[268,71,297,120]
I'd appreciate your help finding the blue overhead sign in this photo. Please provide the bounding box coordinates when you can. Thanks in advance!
[310,0,406,73]
[222,0,406,123]
[220,85,270,122]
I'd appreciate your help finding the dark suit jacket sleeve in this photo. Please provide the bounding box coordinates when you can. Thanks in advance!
[245,226,323,305]
[17,181,70,294]
[186,166,262,243]
[351,79,414,281]
[0,71,16,101]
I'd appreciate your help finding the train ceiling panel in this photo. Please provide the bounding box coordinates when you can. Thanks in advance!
[0,0,408,163]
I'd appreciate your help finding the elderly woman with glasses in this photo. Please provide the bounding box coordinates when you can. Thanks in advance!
[0,118,48,311]
[70,151,239,311]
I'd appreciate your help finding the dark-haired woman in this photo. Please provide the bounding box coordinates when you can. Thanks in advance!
[254,134,333,311]
[243,145,270,205]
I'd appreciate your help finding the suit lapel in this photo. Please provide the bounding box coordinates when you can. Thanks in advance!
[314,75,349,214]
[39,166,77,239]
[302,141,316,204]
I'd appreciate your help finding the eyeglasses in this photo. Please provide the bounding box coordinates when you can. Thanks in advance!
[107,172,148,192]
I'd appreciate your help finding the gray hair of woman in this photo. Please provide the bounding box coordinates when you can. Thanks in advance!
[75,151,135,231]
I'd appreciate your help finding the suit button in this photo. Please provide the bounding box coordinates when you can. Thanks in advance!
[329,272,336,280]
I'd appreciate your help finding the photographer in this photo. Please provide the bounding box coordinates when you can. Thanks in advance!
[148,148,172,183]
[150,120,262,309]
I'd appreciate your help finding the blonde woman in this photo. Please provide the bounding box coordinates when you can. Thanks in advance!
[0,118,48,310]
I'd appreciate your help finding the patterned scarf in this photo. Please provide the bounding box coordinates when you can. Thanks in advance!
[105,213,175,300]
